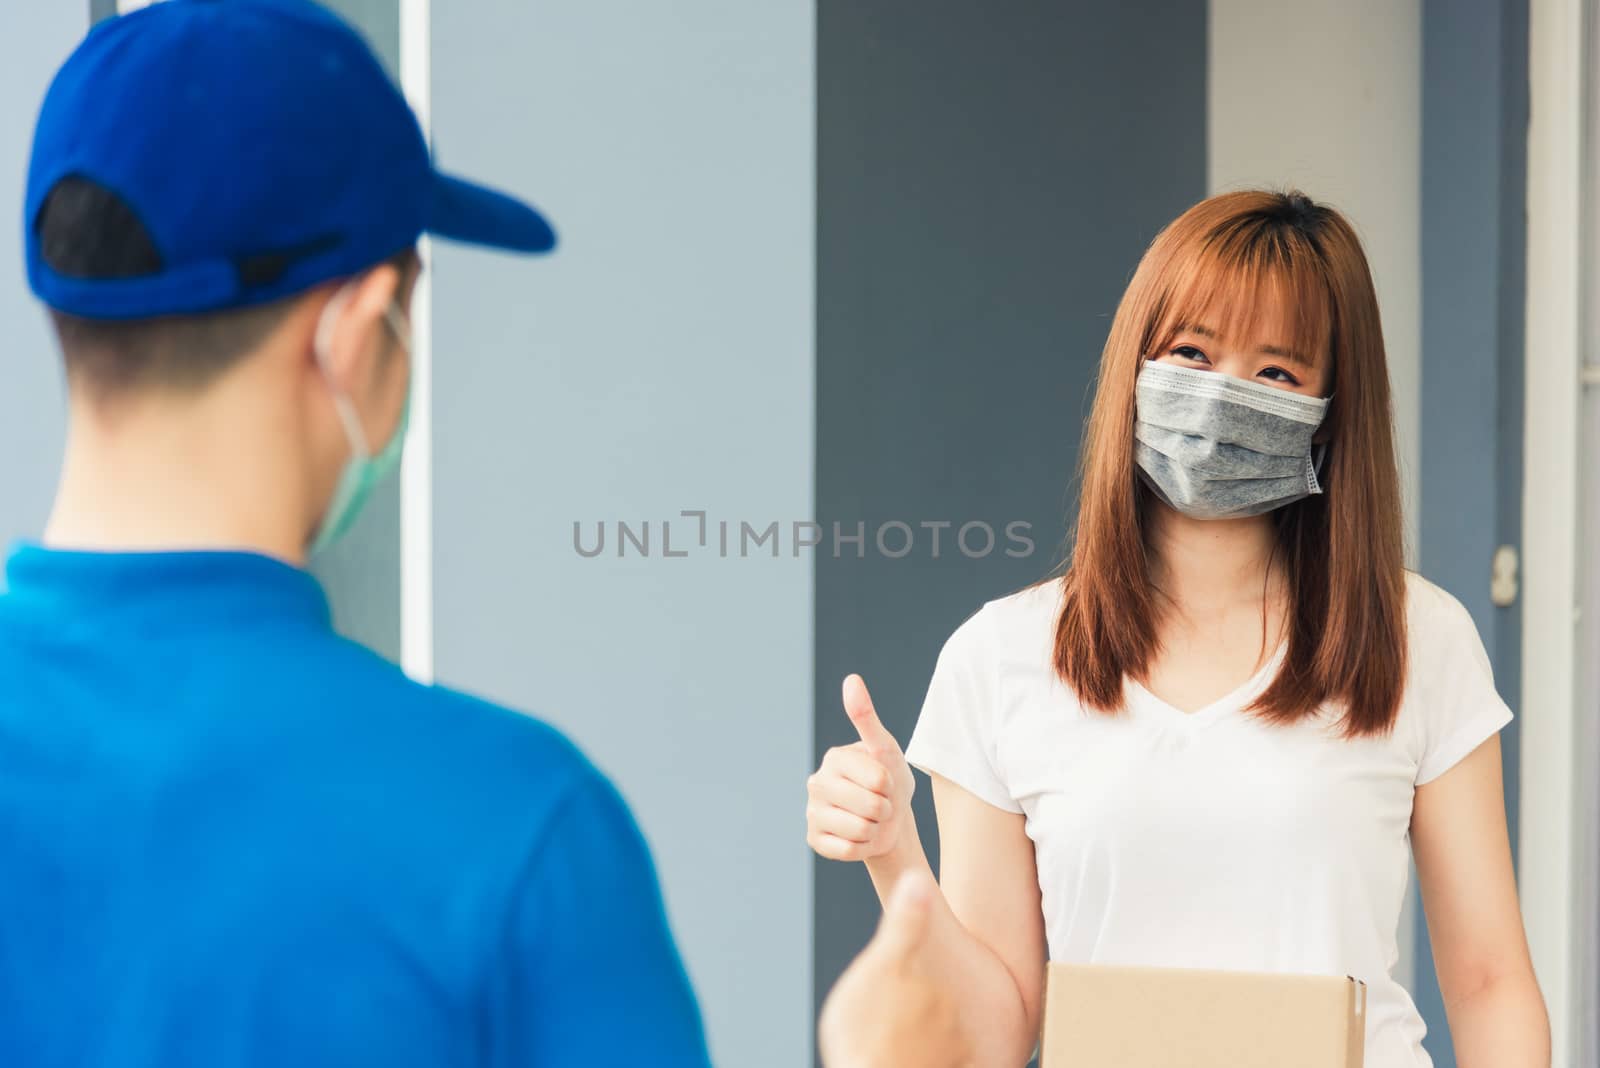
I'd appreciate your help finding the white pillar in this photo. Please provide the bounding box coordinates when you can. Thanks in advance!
[1519,0,1585,1061]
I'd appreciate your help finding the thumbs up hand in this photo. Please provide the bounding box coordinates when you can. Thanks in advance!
[818,872,969,1068]
[806,675,916,863]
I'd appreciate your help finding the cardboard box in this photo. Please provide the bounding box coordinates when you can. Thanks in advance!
[1039,962,1366,1067]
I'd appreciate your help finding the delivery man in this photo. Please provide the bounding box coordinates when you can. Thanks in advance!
[1,3,977,1065]
[0,2,708,1064]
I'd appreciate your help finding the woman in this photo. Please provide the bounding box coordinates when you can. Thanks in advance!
[805,190,1549,1066]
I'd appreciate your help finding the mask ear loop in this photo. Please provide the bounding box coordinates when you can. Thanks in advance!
[313,281,373,462]
[1307,443,1329,493]
[382,302,412,351]
[1309,389,1335,490]
[1313,388,1336,467]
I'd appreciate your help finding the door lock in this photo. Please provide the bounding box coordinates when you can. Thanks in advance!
[1490,545,1519,608]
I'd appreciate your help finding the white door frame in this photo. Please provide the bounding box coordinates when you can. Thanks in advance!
[397,0,434,685]
[1519,0,1586,1062]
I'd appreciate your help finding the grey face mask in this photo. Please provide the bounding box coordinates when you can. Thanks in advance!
[1133,361,1330,520]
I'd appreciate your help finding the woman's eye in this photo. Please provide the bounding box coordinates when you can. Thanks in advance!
[1170,345,1208,363]
[1258,366,1301,386]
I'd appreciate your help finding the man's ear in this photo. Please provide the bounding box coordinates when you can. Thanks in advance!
[314,262,404,398]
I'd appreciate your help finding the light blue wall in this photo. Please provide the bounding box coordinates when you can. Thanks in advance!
[0,6,80,552]
[429,3,815,1064]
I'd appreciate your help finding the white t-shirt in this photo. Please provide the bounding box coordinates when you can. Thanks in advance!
[905,572,1512,1068]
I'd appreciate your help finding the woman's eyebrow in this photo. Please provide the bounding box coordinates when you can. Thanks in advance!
[1173,324,1313,366]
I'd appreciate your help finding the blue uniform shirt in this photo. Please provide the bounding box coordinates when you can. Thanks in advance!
[0,546,710,1067]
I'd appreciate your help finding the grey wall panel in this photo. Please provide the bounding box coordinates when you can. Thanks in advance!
[320,0,399,75]
[306,0,402,659]
[1415,2,1528,1065]
[0,7,81,556]
[429,2,814,1064]
[813,0,1208,1026]
[309,475,402,660]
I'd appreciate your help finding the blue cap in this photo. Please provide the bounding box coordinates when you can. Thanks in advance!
[25,0,556,321]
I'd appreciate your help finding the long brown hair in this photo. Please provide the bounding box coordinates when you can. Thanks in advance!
[1054,189,1406,737]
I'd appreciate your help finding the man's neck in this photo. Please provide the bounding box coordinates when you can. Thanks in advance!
[43,384,313,566]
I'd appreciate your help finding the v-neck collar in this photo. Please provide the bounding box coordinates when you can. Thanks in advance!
[1125,641,1288,726]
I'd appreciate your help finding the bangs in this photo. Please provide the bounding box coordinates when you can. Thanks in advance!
[1145,218,1335,373]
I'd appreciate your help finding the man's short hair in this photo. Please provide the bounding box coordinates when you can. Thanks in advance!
[37,176,415,397]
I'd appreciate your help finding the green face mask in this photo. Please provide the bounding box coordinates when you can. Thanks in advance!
[309,285,413,555]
